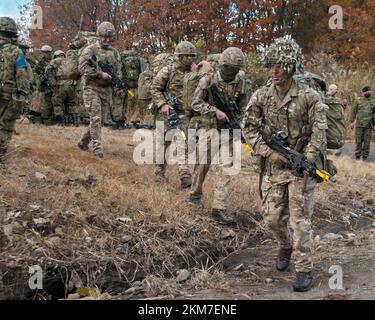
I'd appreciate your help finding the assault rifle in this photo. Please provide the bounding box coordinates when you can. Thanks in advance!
[163,92,186,141]
[209,83,254,155]
[266,129,336,182]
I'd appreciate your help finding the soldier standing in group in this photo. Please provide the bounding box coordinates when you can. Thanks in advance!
[325,84,347,156]
[150,41,197,188]
[188,47,250,224]
[0,17,29,165]
[243,37,328,292]
[350,86,375,160]
[46,50,78,126]
[77,22,122,159]
[35,44,54,124]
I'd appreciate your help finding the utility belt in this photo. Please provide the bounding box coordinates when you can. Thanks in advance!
[56,78,78,86]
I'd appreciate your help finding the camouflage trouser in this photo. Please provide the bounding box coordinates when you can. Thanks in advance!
[190,129,239,210]
[75,90,89,119]
[154,115,191,180]
[79,86,112,155]
[52,84,77,117]
[40,90,53,123]
[261,166,317,273]
[355,126,372,158]
[0,97,23,157]
[111,92,126,122]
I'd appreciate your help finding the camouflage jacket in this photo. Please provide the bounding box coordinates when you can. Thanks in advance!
[243,79,327,159]
[150,60,191,111]
[191,70,250,128]
[350,97,375,128]
[78,42,121,88]
[0,39,28,98]
[46,57,67,87]
[34,57,51,90]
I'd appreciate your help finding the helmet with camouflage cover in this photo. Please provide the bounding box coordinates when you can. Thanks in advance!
[97,22,116,37]
[53,50,65,58]
[219,47,245,67]
[41,45,53,53]
[0,17,18,35]
[174,41,197,56]
[262,37,305,74]
[207,53,221,64]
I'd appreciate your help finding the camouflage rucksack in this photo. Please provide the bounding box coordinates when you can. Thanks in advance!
[137,53,175,101]
[294,72,346,149]
[183,61,214,114]
[121,50,141,89]
[324,95,347,149]
[56,49,81,80]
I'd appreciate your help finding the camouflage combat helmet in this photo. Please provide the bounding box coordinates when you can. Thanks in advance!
[0,17,18,34]
[207,53,221,64]
[97,22,116,37]
[41,45,53,53]
[174,41,197,56]
[53,50,65,58]
[262,37,305,74]
[219,47,245,67]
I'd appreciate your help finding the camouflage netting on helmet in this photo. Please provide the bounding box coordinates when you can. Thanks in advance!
[262,37,305,74]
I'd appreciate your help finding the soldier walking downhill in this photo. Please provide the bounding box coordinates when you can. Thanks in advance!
[150,41,197,188]
[243,37,329,292]
[188,47,251,225]
[77,22,122,159]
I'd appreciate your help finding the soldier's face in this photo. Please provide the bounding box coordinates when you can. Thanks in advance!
[44,52,52,61]
[100,36,113,48]
[271,66,291,86]
[180,55,195,67]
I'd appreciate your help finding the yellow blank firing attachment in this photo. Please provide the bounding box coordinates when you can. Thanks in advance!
[315,169,336,183]
[245,143,254,155]
[181,131,187,141]
[128,90,135,97]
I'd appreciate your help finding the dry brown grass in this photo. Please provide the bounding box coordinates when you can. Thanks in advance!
[0,122,374,298]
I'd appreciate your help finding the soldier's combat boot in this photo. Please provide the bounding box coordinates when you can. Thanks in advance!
[293,272,313,292]
[211,209,236,225]
[97,153,104,160]
[71,113,79,127]
[180,176,192,189]
[189,194,202,206]
[77,141,89,152]
[276,247,293,271]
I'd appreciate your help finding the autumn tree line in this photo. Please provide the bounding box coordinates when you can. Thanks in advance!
[21,0,375,67]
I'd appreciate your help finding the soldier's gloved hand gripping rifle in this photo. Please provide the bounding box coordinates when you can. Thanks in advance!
[163,92,187,141]
[267,129,336,182]
[209,83,254,155]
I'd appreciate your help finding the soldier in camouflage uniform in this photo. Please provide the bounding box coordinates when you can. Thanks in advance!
[35,44,54,124]
[150,41,197,188]
[18,43,35,94]
[46,50,78,126]
[325,84,347,156]
[189,47,250,224]
[77,22,122,159]
[350,86,375,160]
[243,37,328,292]
[0,17,29,165]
